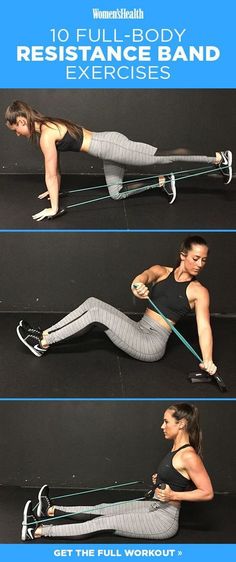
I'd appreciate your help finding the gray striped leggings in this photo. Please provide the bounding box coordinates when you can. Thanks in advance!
[46,298,170,362]
[40,500,180,540]
[87,131,217,200]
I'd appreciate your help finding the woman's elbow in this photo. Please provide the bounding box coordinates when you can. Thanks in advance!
[203,488,214,501]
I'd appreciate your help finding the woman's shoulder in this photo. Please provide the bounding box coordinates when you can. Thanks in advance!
[149,264,173,283]
[150,264,173,274]
[40,122,67,142]
[190,279,209,298]
[180,446,199,465]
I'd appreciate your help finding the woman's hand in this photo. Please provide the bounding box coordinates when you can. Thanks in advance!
[38,191,50,200]
[131,282,149,299]
[199,360,217,375]
[32,208,59,221]
[154,484,174,502]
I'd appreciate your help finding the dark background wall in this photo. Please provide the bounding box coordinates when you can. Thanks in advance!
[0,232,235,314]
[1,89,235,174]
[0,400,234,491]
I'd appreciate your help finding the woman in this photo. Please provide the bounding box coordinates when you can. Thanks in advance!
[21,403,214,541]
[5,100,232,221]
[16,235,217,375]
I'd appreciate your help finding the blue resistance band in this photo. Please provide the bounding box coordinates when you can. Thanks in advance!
[32,480,142,513]
[133,285,227,392]
[147,297,202,363]
[29,497,145,527]
[132,284,202,362]
[65,164,229,210]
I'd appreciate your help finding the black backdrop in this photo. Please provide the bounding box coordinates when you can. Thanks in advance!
[1,89,235,174]
[0,232,235,314]
[0,400,234,491]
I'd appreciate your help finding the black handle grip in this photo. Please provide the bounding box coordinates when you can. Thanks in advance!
[144,482,166,499]
[213,371,227,392]
[144,489,154,500]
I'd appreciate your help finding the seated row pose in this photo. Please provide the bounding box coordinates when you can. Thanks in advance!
[22,403,214,541]
[5,100,232,221]
[17,236,217,375]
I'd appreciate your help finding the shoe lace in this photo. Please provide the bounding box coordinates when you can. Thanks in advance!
[28,327,41,335]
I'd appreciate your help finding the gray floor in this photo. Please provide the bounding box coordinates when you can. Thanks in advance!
[0,173,235,230]
[0,313,234,398]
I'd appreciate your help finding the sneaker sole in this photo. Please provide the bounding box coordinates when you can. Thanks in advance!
[16,326,43,358]
[21,500,31,541]
[225,150,233,184]
[168,174,176,204]
[220,150,233,184]
[37,484,49,517]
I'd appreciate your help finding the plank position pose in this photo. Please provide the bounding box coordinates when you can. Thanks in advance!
[17,236,217,376]
[5,100,232,220]
[21,403,214,541]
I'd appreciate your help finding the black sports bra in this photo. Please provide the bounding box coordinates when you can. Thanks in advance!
[149,270,195,322]
[155,444,194,492]
[56,129,84,152]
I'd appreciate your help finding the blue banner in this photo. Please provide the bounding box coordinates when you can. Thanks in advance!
[0,544,236,561]
[1,0,236,88]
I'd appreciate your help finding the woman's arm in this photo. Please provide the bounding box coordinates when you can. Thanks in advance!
[38,169,61,201]
[154,450,214,503]
[131,265,168,299]
[32,130,60,220]
[194,285,217,375]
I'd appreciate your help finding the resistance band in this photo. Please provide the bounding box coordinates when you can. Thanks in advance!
[63,163,229,210]
[28,496,146,527]
[133,285,227,392]
[61,163,229,197]
[32,480,142,512]
[52,480,142,501]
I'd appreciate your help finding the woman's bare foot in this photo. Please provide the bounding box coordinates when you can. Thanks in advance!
[34,527,42,538]
[41,337,49,349]
[215,152,222,164]
[48,506,55,516]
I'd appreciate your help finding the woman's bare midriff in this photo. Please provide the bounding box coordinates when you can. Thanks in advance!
[144,308,174,332]
[81,128,93,152]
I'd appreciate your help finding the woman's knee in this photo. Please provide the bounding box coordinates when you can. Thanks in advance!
[108,187,126,200]
[84,303,104,322]
[84,297,101,308]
